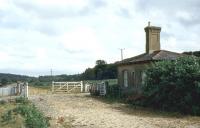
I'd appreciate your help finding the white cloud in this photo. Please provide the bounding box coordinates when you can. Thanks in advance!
[0,51,10,61]
[0,0,199,76]
[61,27,98,50]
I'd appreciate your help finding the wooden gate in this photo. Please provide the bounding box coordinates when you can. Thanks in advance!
[52,81,83,93]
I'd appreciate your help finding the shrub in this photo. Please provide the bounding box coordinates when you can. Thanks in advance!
[14,104,49,128]
[142,56,200,115]
[106,84,121,98]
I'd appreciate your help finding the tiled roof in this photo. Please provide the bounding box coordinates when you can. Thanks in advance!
[118,50,183,65]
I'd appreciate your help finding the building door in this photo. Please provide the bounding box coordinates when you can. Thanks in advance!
[124,70,128,87]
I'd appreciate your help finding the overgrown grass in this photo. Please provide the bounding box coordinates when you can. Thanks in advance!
[0,97,49,128]
[0,100,24,128]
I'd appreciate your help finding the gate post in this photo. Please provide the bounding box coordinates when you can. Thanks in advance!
[25,82,28,98]
[80,81,83,92]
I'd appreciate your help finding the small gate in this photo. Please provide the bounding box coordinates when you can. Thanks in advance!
[89,82,107,96]
[52,81,83,93]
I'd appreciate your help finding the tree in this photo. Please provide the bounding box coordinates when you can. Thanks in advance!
[183,51,200,57]
[96,60,107,65]
[81,68,95,80]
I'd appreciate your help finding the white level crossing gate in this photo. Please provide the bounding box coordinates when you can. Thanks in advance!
[52,81,83,93]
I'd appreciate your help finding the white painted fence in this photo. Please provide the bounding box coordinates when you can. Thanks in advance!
[52,81,83,93]
[0,82,28,97]
[89,82,107,96]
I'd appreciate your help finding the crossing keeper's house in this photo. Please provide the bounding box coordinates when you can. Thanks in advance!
[117,23,182,93]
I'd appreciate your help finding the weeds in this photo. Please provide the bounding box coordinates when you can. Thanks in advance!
[1,110,12,122]
[14,104,50,128]
[1,97,49,128]
[0,100,6,105]
[15,97,28,104]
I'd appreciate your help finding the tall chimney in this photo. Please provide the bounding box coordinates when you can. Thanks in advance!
[144,22,161,54]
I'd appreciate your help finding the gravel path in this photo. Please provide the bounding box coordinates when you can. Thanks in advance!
[29,93,200,128]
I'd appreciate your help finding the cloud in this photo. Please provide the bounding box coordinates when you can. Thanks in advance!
[12,0,106,19]
[117,8,131,18]
[0,0,199,76]
[90,0,106,8]
[60,26,103,54]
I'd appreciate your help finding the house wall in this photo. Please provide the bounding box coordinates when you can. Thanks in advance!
[118,62,153,93]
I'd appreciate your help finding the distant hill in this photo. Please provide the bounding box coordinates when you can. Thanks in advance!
[0,73,36,84]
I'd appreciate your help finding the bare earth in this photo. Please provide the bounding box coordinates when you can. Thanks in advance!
[29,93,200,128]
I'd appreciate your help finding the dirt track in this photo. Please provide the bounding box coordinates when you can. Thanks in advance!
[29,93,200,128]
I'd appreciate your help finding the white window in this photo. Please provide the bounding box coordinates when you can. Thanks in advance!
[141,71,146,85]
[123,70,128,87]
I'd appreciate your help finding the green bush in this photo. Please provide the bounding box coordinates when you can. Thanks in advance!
[106,84,121,98]
[14,104,49,128]
[142,56,200,115]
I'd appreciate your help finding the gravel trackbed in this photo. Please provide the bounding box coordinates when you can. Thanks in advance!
[29,93,200,128]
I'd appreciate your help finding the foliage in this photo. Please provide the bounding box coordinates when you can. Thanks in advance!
[0,59,117,87]
[82,60,117,80]
[81,68,95,80]
[1,78,8,86]
[183,51,200,57]
[14,104,49,128]
[142,56,200,115]
[1,97,49,128]
[0,73,36,84]
[106,84,121,98]
[96,60,107,65]
[1,110,12,122]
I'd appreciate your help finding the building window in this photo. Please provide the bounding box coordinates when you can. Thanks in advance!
[141,71,146,85]
[132,72,135,86]
[123,70,128,87]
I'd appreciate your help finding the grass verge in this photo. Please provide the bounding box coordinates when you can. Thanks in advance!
[0,97,50,128]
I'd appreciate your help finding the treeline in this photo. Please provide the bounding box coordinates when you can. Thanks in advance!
[183,51,200,57]
[38,60,117,82]
[0,60,117,86]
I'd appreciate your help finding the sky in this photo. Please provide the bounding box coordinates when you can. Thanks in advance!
[0,0,199,76]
